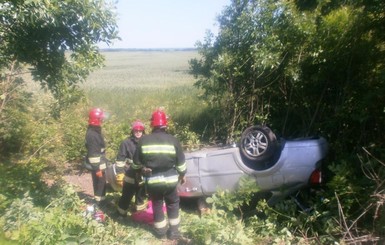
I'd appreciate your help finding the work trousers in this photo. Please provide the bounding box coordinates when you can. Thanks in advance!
[91,170,106,201]
[148,184,180,239]
[118,180,146,212]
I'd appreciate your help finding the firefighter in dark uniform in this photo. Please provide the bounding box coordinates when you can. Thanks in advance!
[116,120,147,216]
[132,108,187,240]
[85,108,108,204]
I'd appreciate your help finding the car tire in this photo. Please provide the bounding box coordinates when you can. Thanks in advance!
[239,125,278,163]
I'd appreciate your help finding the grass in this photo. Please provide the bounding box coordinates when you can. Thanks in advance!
[84,50,198,89]
[83,50,207,124]
[22,50,205,125]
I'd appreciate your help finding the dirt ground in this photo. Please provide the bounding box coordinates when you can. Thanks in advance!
[63,168,122,205]
[63,171,94,197]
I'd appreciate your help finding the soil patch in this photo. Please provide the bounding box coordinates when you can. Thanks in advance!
[64,171,94,197]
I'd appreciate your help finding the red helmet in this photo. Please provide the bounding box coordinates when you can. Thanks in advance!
[88,108,104,126]
[132,120,145,131]
[151,109,168,128]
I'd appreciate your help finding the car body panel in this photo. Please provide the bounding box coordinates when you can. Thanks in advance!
[105,126,329,206]
[177,136,328,204]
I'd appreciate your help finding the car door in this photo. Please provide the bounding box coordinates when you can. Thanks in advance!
[198,148,246,195]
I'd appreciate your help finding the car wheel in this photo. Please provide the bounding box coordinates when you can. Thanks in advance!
[239,125,278,163]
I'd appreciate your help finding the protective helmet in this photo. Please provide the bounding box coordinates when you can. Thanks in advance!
[132,120,145,131]
[88,108,104,126]
[150,109,168,128]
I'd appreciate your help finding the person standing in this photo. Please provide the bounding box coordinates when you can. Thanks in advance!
[132,108,187,240]
[85,108,108,205]
[116,120,147,216]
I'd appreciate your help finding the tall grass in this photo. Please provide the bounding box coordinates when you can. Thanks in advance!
[84,50,198,88]
[83,50,207,127]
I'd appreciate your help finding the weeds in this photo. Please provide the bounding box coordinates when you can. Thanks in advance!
[1,51,384,244]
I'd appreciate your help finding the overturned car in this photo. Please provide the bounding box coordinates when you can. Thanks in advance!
[107,125,328,206]
[177,125,328,206]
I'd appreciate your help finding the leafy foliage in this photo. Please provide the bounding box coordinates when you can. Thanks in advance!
[189,0,385,241]
[183,177,259,244]
[190,0,385,143]
[182,208,255,245]
[2,186,100,244]
[0,63,34,156]
[0,5,119,165]
[0,158,49,209]
[0,0,119,157]
[1,180,158,245]
[0,0,119,99]
[1,0,385,243]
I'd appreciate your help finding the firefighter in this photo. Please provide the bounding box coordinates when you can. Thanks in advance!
[116,120,147,216]
[132,108,187,240]
[85,108,109,205]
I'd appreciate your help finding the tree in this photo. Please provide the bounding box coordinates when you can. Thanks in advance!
[190,0,385,143]
[190,0,301,142]
[0,0,119,102]
[190,0,385,240]
[0,0,119,155]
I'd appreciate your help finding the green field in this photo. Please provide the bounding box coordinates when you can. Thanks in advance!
[83,50,207,124]
[84,50,199,88]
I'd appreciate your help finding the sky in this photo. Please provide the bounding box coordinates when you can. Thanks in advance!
[100,0,231,49]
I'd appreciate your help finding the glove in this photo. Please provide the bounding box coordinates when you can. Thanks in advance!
[141,167,152,177]
[178,175,186,185]
[96,170,103,178]
[116,173,124,187]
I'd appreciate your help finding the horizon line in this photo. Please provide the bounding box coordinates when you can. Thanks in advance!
[99,47,198,52]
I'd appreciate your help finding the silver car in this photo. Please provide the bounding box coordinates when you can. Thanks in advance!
[107,125,328,206]
[176,125,328,206]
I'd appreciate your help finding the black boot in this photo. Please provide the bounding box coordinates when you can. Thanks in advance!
[153,226,168,240]
[167,224,181,240]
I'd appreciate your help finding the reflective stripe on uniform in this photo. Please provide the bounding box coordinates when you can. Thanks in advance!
[142,145,176,154]
[176,162,187,173]
[99,163,106,170]
[136,202,147,211]
[154,218,168,229]
[115,161,125,168]
[117,206,127,215]
[131,161,142,170]
[88,157,100,164]
[124,175,135,184]
[146,175,178,185]
[94,195,106,202]
[169,216,180,226]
